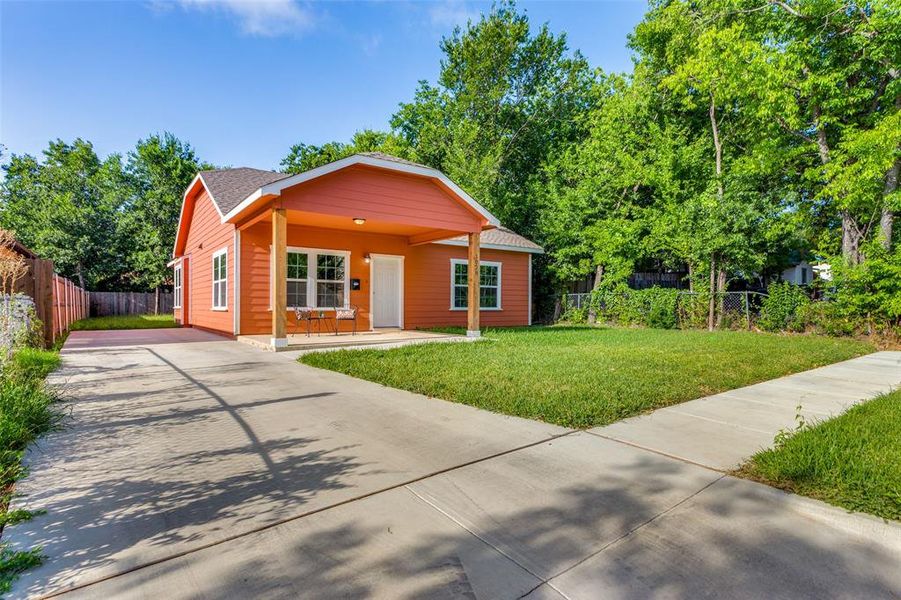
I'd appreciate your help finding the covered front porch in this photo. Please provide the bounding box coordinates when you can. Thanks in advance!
[227,157,499,349]
[237,328,468,352]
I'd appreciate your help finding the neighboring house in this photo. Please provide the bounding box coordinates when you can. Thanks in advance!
[170,152,543,348]
[781,260,813,285]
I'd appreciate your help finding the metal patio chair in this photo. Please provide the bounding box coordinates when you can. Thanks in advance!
[334,305,358,336]
[293,307,314,337]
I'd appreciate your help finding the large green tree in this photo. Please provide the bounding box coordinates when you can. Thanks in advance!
[390,1,595,239]
[120,133,209,292]
[0,139,126,289]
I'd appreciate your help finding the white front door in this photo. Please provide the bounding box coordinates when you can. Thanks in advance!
[371,256,403,328]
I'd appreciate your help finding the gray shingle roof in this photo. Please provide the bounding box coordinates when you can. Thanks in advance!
[199,168,290,215]
[356,151,433,170]
[444,227,544,253]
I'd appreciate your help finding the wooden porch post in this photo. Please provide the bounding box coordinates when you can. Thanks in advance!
[467,231,480,338]
[271,207,288,348]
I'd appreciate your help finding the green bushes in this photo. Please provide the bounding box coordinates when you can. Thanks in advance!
[0,347,62,593]
[758,282,810,332]
[564,287,683,329]
[561,250,901,340]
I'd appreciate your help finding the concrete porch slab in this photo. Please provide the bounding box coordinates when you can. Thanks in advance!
[237,328,468,352]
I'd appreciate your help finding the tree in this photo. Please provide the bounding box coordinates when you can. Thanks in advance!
[280,130,410,174]
[0,139,125,289]
[390,1,595,239]
[120,133,209,295]
[748,0,901,262]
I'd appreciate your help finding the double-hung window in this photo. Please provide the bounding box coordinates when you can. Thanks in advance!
[287,252,308,308]
[283,248,349,309]
[212,248,227,310]
[316,254,346,307]
[450,259,501,310]
[173,264,182,309]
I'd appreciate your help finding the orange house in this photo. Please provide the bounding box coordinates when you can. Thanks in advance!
[170,152,542,349]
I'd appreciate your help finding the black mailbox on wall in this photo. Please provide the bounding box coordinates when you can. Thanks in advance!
[351,278,361,291]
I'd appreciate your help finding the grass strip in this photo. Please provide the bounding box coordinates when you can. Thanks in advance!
[70,314,177,331]
[0,347,64,593]
[737,390,901,521]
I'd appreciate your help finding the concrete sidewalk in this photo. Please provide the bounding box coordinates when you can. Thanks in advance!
[7,332,901,599]
[594,352,901,470]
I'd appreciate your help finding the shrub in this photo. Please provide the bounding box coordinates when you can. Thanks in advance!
[796,302,863,337]
[830,245,901,326]
[758,281,810,332]
[585,286,680,329]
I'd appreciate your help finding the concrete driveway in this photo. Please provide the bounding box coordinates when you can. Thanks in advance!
[7,330,901,599]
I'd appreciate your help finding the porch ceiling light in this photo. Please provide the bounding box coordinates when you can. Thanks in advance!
[353,217,366,225]
[363,254,371,264]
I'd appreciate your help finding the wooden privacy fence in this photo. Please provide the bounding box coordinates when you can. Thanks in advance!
[89,291,173,317]
[12,258,88,346]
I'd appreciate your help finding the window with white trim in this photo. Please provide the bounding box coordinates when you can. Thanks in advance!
[282,248,349,308]
[287,251,308,308]
[451,259,501,310]
[212,248,227,310]
[316,253,346,307]
[173,264,182,309]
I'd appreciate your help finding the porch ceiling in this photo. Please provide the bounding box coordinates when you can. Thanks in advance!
[240,208,481,245]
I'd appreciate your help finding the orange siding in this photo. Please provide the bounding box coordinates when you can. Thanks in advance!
[238,223,532,335]
[406,245,530,329]
[182,189,234,334]
[240,223,408,335]
[278,165,483,233]
[173,258,189,326]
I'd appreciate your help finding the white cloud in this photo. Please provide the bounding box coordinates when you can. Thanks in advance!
[171,0,317,37]
[358,32,383,56]
[427,0,479,29]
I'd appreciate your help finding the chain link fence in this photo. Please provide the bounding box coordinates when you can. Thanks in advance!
[563,290,768,330]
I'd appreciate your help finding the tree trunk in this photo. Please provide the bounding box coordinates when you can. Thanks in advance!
[709,97,724,202]
[587,264,605,325]
[687,262,694,292]
[707,254,716,332]
[708,96,723,333]
[841,211,863,264]
[715,268,727,328]
[881,157,899,250]
[75,262,85,290]
[154,286,160,315]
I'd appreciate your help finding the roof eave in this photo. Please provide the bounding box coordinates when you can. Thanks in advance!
[173,173,223,258]
[433,239,544,254]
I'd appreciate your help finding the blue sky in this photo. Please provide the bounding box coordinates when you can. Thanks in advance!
[1,1,647,170]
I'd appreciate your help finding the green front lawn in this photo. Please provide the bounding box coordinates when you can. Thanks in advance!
[300,326,872,428]
[738,390,901,521]
[70,314,177,331]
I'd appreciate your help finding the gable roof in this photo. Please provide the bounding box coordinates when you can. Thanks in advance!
[175,153,544,256]
[220,153,501,227]
[437,227,544,254]
[198,167,290,216]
